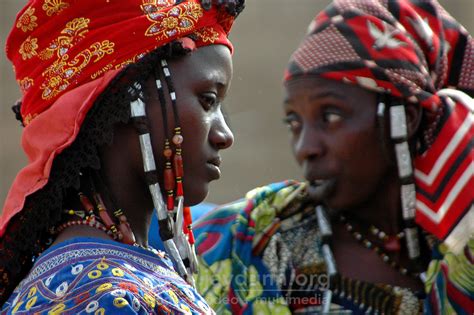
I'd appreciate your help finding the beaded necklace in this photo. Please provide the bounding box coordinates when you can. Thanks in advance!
[53,192,161,253]
[339,215,420,278]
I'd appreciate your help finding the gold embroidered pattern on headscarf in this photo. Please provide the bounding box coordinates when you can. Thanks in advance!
[143,2,203,39]
[42,0,70,17]
[91,50,149,80]
[39,17,90,60]
[90,64,114,80]
[23,113,38,126]
[16,7,38,32]
[141,0,176,12]
[19,37,39,60]
[18,77,34,94]
[41,40,115,100]
[194,26,219,43]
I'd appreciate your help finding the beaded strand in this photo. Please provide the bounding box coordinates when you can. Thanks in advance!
[339,215,419,278]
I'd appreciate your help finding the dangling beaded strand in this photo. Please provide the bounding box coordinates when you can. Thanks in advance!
[315,205,338,312]
[154,70,176,212]
[160,58,198,275]
[160,59,185,200]
[129,82,189,283]
[382,101,424,279]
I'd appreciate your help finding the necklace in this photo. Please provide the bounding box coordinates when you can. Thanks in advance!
[339,215,419,278]
[368,225,405,252]
[55,208,167,258]
[54,192,137,244]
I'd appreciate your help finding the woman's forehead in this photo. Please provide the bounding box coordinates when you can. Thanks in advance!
[285,76,374,100]
[169,45,232,83]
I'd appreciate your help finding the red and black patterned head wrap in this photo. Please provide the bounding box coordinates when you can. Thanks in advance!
[285,0,473,240]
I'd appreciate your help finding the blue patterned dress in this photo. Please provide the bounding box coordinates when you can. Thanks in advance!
[1,237,213,314]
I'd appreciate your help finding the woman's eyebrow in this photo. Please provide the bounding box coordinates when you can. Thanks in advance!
[309,90,346,101]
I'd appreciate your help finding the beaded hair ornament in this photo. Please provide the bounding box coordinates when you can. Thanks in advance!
[129,57,198,285]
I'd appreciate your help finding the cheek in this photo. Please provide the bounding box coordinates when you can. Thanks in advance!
[181,120,210,156]
[179,113,212,177]
[334,129,390,199]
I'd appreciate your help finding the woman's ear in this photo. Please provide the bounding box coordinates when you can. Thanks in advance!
[405,102,422,139]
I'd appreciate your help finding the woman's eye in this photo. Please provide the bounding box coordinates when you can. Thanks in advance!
[199,93,217,110]
[283,114,302,133]
[324,112,343,124]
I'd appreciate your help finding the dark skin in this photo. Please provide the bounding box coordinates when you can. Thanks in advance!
[283,76,423,290]
[55,45,234,248]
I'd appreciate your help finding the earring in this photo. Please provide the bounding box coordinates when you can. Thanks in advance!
[388,104,421,265]
[129,84,189,283]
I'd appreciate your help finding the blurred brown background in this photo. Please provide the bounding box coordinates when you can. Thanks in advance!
[1,0,473,210]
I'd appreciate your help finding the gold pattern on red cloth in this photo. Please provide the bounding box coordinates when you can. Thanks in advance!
[16,7,38,32]
[194,26,219,43]
[18,77,34,94]
[143,2,203,39]
[19,36,38,60]
[39,18,90,61]
[42,0,70,17]
[41,40,115,100]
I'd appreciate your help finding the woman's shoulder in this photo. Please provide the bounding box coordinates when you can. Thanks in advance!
[1,237,212,314]
[194,180,304,227]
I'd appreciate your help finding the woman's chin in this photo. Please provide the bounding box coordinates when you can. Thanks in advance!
[183,184,209,207]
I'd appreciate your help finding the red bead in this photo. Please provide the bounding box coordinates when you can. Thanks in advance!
[97,210,114,228]
[79,193,94,212]
[384,236,401,252]
[164,168,175,191]
[183,224,190,234]
[173,154,184,177]
[118,222,136,245]
[167,195,174,211]
[163,148,173,158]
[188,230,195,245]
[183,207,192,226]
[176,181,184,197]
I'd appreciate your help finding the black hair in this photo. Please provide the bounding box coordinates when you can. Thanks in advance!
[0,41,191,305]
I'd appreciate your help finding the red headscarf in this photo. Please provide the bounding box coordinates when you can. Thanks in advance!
[1,0,238,237]
[285,0,473,240]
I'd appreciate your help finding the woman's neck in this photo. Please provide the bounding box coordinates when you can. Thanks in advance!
[341,172,402,235]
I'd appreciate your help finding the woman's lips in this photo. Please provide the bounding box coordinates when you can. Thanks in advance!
[206,163,221,179]
[206,158,222,180]
[307,178,337,202]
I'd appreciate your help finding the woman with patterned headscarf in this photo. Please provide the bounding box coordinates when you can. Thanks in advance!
[0,0,244,313]
[194,0,473,314]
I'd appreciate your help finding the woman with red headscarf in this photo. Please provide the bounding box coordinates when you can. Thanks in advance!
[194,0,473,314]
[0,0,244,313]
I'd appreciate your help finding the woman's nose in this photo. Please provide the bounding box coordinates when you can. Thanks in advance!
[209,111,234,150]
[293,124,326,163]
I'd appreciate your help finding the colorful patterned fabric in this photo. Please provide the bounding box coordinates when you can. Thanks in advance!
[1,237,214,314]
[194,181,474,314]
[285,0,474,241]
[194,181,301,314]
[424,238,474,315]
[1,0,239,238]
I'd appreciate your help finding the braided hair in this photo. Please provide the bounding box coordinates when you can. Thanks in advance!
[0,40,191,305]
